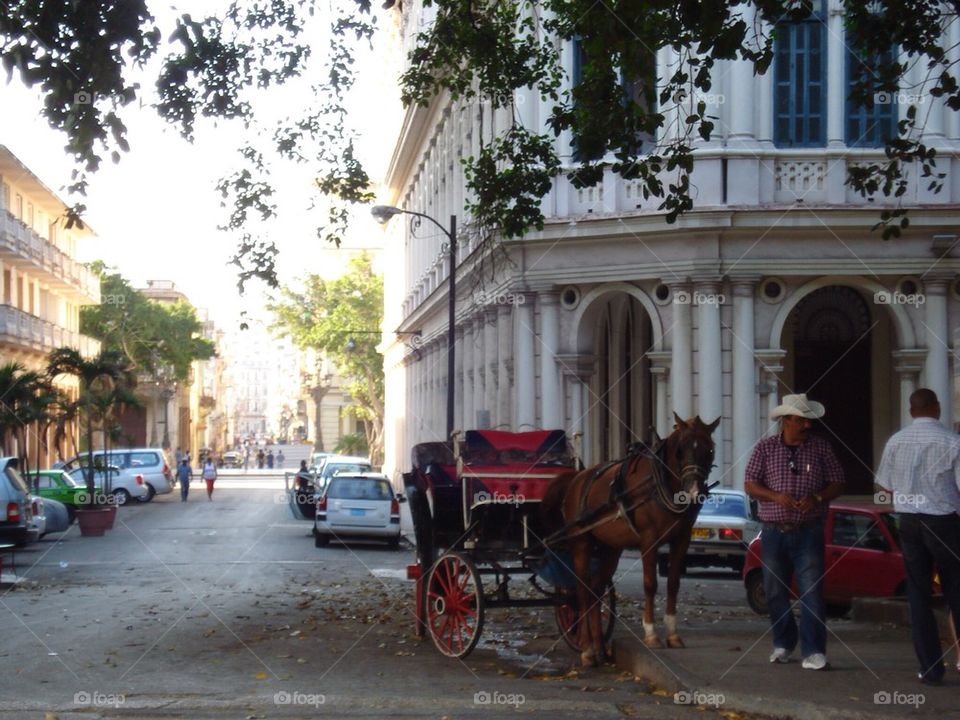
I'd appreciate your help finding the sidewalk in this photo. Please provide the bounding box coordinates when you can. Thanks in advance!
[613,602,957,719]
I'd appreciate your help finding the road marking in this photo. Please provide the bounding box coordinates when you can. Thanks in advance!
[369,568,411,581]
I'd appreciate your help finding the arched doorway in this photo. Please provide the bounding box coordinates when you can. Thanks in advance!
[783,286,875,494]
[590,295,654,460]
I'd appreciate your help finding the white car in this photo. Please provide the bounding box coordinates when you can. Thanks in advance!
[314,473,402,548]
[67,465,148,506]
[61,448,173,502]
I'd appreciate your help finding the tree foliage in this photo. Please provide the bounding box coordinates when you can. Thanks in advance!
[80,263,216,383]
[2,0,957,275]
[268,253,384,464]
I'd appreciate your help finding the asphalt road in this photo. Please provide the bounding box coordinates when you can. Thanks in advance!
[0,475,760,719]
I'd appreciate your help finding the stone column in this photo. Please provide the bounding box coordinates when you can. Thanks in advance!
[695,279,724,483]
[667,279,693,419]
[647,351,672,439]
[473,311,486,427]
[826,4,845,148]
[514,293,537,429]
[731,278,760,490]
[497,305,513,429]
[755,350,787,437]
[539,291,562,428]
[483,307,498,428]
[893,349,927,427]
[454,326,465,434]
[923,276,952,428]
[462,318,475,431]
[557,353,595,466]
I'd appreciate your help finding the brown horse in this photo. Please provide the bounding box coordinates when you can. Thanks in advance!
[543,413,719,666]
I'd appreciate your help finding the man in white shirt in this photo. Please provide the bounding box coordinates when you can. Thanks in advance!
[875,388,960,685]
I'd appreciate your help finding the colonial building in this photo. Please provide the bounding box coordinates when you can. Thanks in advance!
[378,2,960,494]
[0,144,101,465]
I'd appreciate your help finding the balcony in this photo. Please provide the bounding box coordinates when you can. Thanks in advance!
[0,211,100,302]
[0,304,100,357]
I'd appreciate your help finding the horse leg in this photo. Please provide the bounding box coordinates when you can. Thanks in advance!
[572,541,598,667]
[665,539,690,648]
[641,550,664,648]
[588,548,622,663]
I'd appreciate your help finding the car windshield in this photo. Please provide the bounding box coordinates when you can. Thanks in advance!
[322,463,371,478]
[327,478,393,501]
[700,493,747,518]
[4,465,30,494]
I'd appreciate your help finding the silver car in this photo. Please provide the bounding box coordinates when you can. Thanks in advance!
[658,489,761,574]
[314,473,402,548]
[61,448,173,502]
[0,457,35,546]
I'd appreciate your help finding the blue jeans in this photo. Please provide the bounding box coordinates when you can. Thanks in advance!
[899,513,960,682]
[761,522,826,657]
[180,484,189,501]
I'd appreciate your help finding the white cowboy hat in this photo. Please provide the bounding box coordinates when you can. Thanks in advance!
[771,393,825,419]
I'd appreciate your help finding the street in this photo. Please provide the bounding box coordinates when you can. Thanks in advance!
[0,474,758,719]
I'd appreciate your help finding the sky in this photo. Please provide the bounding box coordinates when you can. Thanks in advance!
[0,2,399,331]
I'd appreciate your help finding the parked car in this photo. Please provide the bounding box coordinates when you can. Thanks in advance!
[314,456,373,495]
[742,499,908,614]
[0,457,35,546]
[24,469,95,522]
[658,489,761,575]
[60,448,173,502]
[314,473,402,548]
[221,450,241,468]
[34,496,71,536]
[66,465,148,505]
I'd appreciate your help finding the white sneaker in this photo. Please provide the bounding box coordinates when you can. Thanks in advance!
[769,647,791,663]
[802,653,828,670]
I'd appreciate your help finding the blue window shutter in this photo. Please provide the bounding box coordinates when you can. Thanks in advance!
[845,46,898,147]
[774,12,827,148]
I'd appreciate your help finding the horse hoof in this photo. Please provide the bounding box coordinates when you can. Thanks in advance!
[667,634,685,649]
[643,635,664,649]
[580,651,598,668]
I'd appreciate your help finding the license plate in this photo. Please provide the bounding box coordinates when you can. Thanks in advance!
[691,528,710,539]
[350,508,366,517]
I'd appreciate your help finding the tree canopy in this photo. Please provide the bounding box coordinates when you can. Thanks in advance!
[2,0,956,277]
[268,253,384,463]
[80,263,216,382]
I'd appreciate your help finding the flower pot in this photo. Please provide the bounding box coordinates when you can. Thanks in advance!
[75,507,115,537]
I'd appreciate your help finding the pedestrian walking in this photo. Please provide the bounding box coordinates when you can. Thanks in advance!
[257,449,265,469]
[267,449,274,469]
[177,458,192,501]
[243,446,250,472]
[277,450,284,469]
[875,388,960,685]
[744,393,845,671]
[202,458,218,501]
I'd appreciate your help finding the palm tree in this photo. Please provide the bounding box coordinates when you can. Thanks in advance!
[0,362,45,467]
[47,348,136,505]
[14,377,57,479]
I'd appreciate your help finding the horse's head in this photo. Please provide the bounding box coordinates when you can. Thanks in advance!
[668,412,720,500]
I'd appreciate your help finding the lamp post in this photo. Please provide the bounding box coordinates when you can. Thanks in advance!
[371,205,457,440]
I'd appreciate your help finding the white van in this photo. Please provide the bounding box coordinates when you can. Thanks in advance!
[61,448,173,502]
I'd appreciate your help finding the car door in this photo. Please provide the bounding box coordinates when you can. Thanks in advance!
[824,509,904,601]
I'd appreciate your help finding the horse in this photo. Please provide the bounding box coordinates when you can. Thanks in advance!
[542,413,719,666]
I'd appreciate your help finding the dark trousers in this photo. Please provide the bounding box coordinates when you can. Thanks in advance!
[899,512,960,682]
[180,483,189,501]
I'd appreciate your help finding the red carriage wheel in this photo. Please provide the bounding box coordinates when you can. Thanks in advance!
[555,583,617,652]
[425,552,485,658]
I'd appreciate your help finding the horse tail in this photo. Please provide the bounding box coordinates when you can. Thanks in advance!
[541,469,579,537]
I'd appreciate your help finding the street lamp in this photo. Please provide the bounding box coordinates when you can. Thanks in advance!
[371,204,457,440]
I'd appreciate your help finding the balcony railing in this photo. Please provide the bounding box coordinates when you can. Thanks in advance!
[0,211,100,302]
[0,304,100,357]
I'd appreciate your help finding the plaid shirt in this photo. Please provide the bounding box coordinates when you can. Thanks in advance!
[745,433,845,524]
[874,417,960,515]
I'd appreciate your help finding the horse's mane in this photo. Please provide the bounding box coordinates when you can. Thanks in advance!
[540,468,578,536]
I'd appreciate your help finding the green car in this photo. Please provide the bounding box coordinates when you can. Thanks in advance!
[25,470,103,520]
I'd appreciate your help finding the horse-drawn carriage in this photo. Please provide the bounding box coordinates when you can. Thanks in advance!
[403,416,719,664]
[402,429,615,658]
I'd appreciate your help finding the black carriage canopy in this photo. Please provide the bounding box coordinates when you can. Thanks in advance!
[409,429,575,471]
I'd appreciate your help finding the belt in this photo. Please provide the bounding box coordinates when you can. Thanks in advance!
[763,519,822,533]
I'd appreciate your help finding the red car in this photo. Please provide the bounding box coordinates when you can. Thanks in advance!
[742,500,908,614]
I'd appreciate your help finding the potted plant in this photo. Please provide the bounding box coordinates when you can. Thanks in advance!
[47,348,136,537]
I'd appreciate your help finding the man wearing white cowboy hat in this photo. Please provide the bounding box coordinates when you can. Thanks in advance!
[745,393,845,671]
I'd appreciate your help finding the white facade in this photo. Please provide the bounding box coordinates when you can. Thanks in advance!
[378,3,960,495]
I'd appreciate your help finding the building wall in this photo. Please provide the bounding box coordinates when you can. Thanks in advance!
[378,2,960,492]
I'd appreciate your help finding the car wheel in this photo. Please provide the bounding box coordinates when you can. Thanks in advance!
[745,570,767,615]
[314,533,329,548]
[136,484,156,503]
[111,489,130,506]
